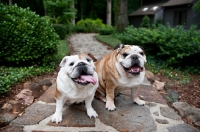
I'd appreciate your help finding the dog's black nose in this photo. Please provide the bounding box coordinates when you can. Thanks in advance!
[131,55,138,60]
[77,62,86,66]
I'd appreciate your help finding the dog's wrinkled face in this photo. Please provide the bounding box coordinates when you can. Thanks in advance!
[117,45,147,77]
[59,54,97,86]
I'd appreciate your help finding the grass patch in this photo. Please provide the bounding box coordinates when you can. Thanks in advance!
[55,40,69,63]
[0,40,69,94]
[95,34,121,48]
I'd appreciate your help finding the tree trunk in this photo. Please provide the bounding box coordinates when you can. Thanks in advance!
[106,0,112,25]
[71,0,75,26]
[115,0,128,32]
[8,0,13,5]
[80,0,83,19]
[43,0,47,15]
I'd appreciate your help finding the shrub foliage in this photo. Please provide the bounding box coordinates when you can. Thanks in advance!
[117,25,200,67]
[0,40,68,94]
[76,18,105,32]
[53,24,67,39]
[97,25,116,35]
[0,4,59,66]
[140,15,150,28]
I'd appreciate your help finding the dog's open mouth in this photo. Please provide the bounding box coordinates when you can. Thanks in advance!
[123,64,143,76]
[72,75,97,85]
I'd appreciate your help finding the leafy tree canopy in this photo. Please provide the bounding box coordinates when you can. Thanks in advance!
[43,0,77,24]
[193,0,200,14]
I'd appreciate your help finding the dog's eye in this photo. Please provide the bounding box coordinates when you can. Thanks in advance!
[122,53,128,58]
[140,52,144,56]
[69,62,74,66]
[86,58,91,62]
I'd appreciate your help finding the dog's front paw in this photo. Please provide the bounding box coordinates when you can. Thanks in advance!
[106,101,116,111]
[87,108,98,118]
[134,97,145,105]
[51,112,62,123]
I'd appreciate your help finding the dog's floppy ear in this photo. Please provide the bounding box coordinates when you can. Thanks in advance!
[59,56,68,67]
[114,44,124,53]
[87,53,97,62]
[114,44,124,50]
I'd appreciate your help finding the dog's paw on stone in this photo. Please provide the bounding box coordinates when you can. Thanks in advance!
[87,108,98,118]
[51,112,62,123]
[106,101,116,111]
[134,97,145,105]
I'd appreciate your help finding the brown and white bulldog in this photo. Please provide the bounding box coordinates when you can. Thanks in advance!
[51,53,98,123]
[95,44,147,111]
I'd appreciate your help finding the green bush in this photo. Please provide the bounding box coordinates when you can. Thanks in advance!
[141,15,150,28]
[74,25,88,33]
[97,25,115,35]
[116,25,200,68]
[53,24,67,39]
[76,18,105,32]
[0,66,52,93]
[0,4,59,66]
[43,16,57,24]
[0,40,69,94]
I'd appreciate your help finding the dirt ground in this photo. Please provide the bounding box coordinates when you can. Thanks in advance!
[155,71,200,108]
[0,70,57,109]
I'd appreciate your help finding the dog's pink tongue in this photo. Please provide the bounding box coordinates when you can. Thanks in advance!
[80,75,97,85]
[130,66,141,72]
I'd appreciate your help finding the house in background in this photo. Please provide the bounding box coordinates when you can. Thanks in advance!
[129,0,168,27]
[162,0,200,29]
[129,0,200,29]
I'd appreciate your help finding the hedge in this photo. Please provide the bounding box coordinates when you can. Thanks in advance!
[0,4,59,66]
[116,25,200,67]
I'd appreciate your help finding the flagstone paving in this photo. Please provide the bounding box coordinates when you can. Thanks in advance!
[1,33,199,132]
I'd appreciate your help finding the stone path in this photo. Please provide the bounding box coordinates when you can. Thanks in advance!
[1,33,199,132]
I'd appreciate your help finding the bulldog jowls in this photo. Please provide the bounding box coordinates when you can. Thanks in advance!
[95,44,147,111]
[51,53,98,123]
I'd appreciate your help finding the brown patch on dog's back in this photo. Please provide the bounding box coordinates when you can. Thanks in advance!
[53,85,61,99]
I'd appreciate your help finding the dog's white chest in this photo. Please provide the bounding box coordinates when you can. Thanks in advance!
[65,85,96,103]
[115,72,145,88]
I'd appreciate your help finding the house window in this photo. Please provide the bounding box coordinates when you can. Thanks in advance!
[151,6,158,11]
[174,10,187,25]
[142,7,148,11]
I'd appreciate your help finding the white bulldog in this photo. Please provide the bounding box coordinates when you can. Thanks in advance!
[95,44,147,111]
[51,53,98,123]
